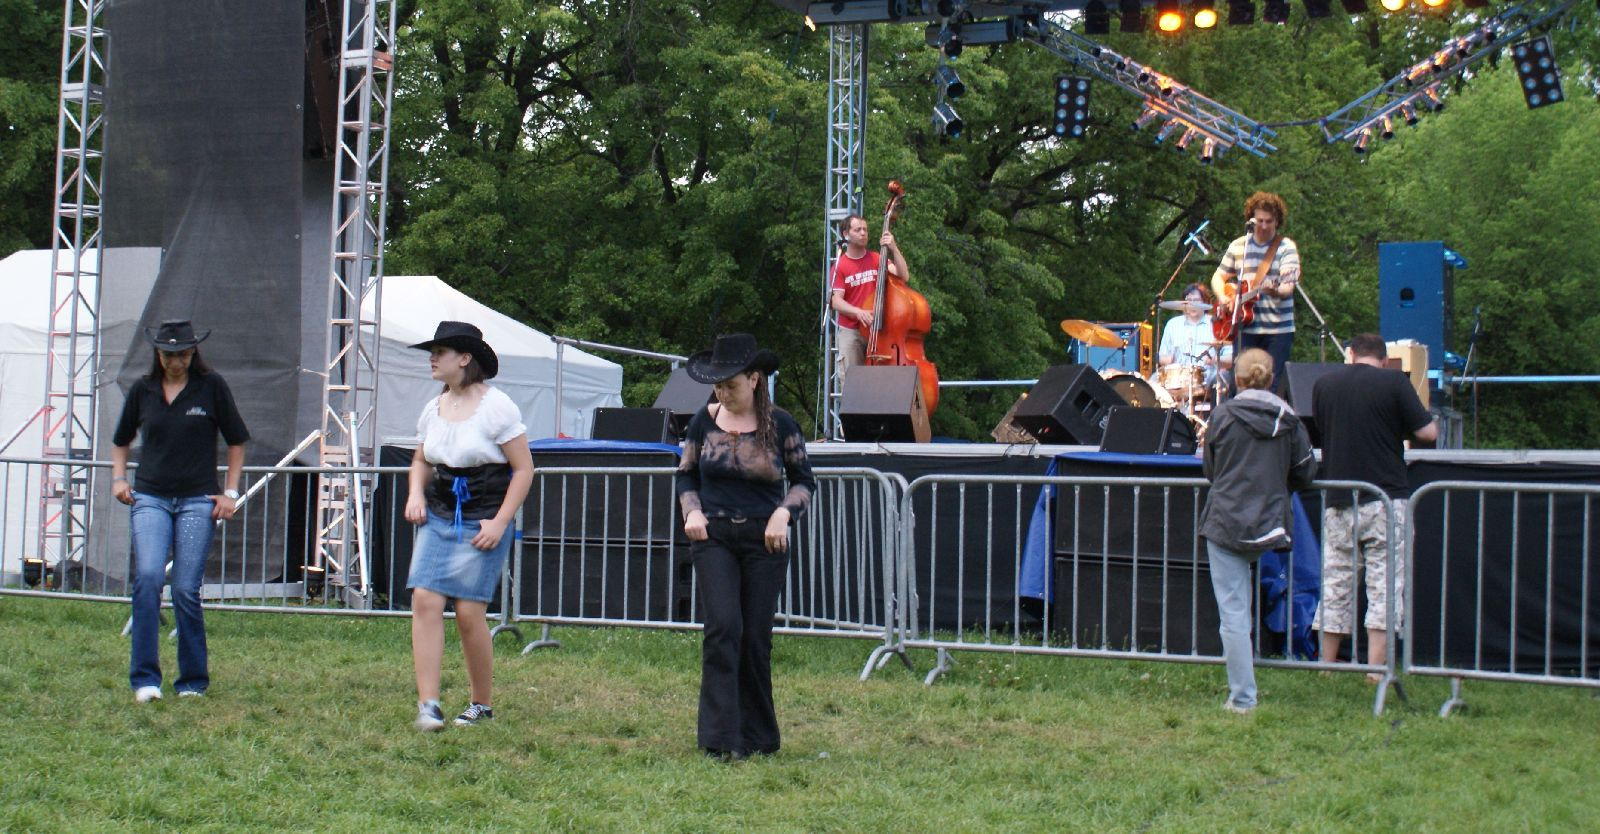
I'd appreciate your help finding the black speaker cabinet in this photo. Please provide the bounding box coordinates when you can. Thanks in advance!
[1283,362,1344,447]
[1099,406,1197,455]
[1012,364,1122,445]
[840,365,931,443]
[592,407,673,443]
[1052,556,1222,655]
[651,368,714,440]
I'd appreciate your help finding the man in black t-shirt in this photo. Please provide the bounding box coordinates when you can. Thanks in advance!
[1310,333,1437,674]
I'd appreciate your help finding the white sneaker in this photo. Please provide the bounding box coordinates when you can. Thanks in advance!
[135,685,162,703]
[1222,700,1255,715]
[177,690,205,698]
[415,700,445,732]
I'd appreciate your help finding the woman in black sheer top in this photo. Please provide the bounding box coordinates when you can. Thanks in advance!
[675,334,814,761]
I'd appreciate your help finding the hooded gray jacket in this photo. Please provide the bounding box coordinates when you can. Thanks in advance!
[1200,388,1318,555]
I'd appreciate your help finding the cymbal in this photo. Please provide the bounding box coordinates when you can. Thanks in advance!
[1160,299,1213,311]
[1060,319,1124,348]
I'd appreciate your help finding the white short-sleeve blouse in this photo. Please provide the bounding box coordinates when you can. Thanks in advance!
[416,386,527,467]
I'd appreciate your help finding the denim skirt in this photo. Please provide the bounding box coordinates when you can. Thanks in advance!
[406,512,511,603]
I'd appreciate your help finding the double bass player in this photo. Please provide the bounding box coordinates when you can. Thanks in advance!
[830,213,911,381]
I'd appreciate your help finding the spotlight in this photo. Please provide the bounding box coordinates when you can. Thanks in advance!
[23,557,44,588]
[1227,0,1256,24]
[1379,115,1394,139]
[1420,85,1445,111]
[1156,0,1184,31]
[1155,117,1183,143]
[1084,0,1111,34]
[1194,0,1219,27]
[1339,0,1368,11]
[1512,35,1565,109]
[1119,0,1145,32]
[944,27,964,58]
[1131,105,1162,131]
[1398,102,1418,125]
[935,64,964,99]
[1421,0,1447,7]
[932,101,963,138]
[804,0,910,24]
[303,564,326,598]
[1200,137,1219,164]
[1304,0,1333,17]
[1174,126,1199,151]
[1051,75,1092,140]
[1380,0,1405,10]
[1353,127,1372,154]
[1263,0,1290,22]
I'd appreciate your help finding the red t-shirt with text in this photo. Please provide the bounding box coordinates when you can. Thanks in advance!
[830,250,880,329]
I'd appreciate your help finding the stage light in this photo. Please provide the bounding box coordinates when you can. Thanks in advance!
[1052,75,1092,140]
[303,564,326,598]
[1512,35,1565,109]
[1194,0,1219,28]
[804,0,909,25]
[932,101,963,138]
[1131,105,1162,131]
[1353,127,1372,154]
[1263,0,1290,23]
[1227,0,1256,24]
[1155,117,1183,143]
[1156,0,1184,31]
[23,557,44,588]
[1399,102,1418,125]
[1084,0,1112,34]
[1339,0,1369,11]
[1421,0,1447,7]
[1380,0,1405,11]
[1200,137,1218,163]
[1174,126,1199,151]
[1420,86,1444,111]
[1379,115,1394,139]
[944,27,963,58]
[1304,0,1333,18]
[935,64,964,99]
[1119,0,1145,32]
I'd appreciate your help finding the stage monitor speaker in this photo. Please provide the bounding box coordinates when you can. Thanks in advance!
[592,407,673,443]
[990,392,1037,444]
[651,368,714,439]
[840,365,931,443]
[1012,364,1122,445]
[1378,241,1453,373]
[1283,362,1344,447]
[1099,406,1197,455]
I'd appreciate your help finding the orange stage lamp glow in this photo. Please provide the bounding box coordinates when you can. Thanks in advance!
[1380,0,1405,10]
[1158,10,1184,30]
[1194,7,1218,27]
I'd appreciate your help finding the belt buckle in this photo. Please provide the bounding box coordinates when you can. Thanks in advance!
[729,515,749,525]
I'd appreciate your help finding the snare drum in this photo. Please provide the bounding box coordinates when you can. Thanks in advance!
[1158,364,1207,401]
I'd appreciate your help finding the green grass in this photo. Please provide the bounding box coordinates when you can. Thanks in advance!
[2,596,1595,832]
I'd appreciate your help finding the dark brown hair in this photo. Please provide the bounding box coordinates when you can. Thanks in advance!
[440,353,487,393]
[144,347,213,381]
[1244,191,1287,226]
[1348,332,1387,360]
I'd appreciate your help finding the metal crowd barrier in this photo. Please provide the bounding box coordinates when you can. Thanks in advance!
[891,474,1402,714]
[1405,480,1600,716]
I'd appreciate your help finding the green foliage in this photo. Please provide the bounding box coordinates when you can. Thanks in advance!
[0,0,61,258]
[3,597,1600,831]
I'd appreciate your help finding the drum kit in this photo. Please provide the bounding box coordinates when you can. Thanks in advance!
[1062,301,1229,445]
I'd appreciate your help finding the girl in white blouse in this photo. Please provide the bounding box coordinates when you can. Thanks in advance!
[403,321,534,731]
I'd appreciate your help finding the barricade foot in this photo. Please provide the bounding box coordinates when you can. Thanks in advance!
[489,624,524,645]
[1373,673,1407,716]
[519,623,561,655]
[859,645,913,681]
[922,648,954,686]
[1439,677,1467,718]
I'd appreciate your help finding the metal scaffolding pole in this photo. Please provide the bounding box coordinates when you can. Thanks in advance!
[817,23,869,441]
[39,0,108,579]
[317,0,398,607]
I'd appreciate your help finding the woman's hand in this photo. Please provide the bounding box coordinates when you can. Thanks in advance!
[113,479,134,506]
[404,494,428,526]
[683,510,708,542]
[764,507,792,553]
[210,494,238,521]
[471,517,509,551]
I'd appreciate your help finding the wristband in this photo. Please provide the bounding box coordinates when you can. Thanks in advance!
[224,489,241,501]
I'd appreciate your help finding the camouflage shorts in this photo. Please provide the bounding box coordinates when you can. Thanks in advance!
[1312,499,1407,634]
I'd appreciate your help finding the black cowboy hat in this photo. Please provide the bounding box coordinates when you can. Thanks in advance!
[408,320,500,379]
[145,319,210,352]
[685,333,779,384]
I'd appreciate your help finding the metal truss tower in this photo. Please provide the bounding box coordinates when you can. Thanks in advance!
[39,0,108,577]
[817,24,869,441]
[316,0,398,606]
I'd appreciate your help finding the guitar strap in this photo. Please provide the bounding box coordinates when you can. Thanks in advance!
[1228,234,1282,359]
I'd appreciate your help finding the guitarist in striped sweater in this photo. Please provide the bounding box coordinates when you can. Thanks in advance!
[1210,192,1302,396]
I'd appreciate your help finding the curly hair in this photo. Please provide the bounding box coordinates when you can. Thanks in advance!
[1244,191,1287,227]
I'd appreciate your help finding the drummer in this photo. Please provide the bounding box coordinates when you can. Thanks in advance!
[1158,283,1233,397]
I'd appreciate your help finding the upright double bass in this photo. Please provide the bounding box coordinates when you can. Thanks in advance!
[861,180,940,416]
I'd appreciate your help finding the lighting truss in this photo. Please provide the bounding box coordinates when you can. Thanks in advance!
[1020,15,1278,158]
[1319,0,1577,148]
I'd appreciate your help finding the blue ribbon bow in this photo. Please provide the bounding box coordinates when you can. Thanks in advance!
[451,476,471,541]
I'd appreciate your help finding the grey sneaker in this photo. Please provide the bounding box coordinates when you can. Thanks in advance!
[454,702,494,726]
[415,700,445,732]
[177,689,205,698]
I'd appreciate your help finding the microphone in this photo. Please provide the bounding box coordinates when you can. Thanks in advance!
[1245,218,1256,233]
[1183,219,1211,255]
[1472,305,1482,337]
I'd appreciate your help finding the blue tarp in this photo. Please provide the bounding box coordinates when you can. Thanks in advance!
[527,437,682,456]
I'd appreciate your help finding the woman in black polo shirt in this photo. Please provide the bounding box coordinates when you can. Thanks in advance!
[110,320,250,704]
[675,334,814,761]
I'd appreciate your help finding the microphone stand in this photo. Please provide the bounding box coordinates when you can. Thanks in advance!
[1456,306,1482,447]
[1293,280,1342,363]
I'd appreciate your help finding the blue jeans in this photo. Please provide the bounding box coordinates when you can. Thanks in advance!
[1207,540,1258,709]
[130,494,216,693]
